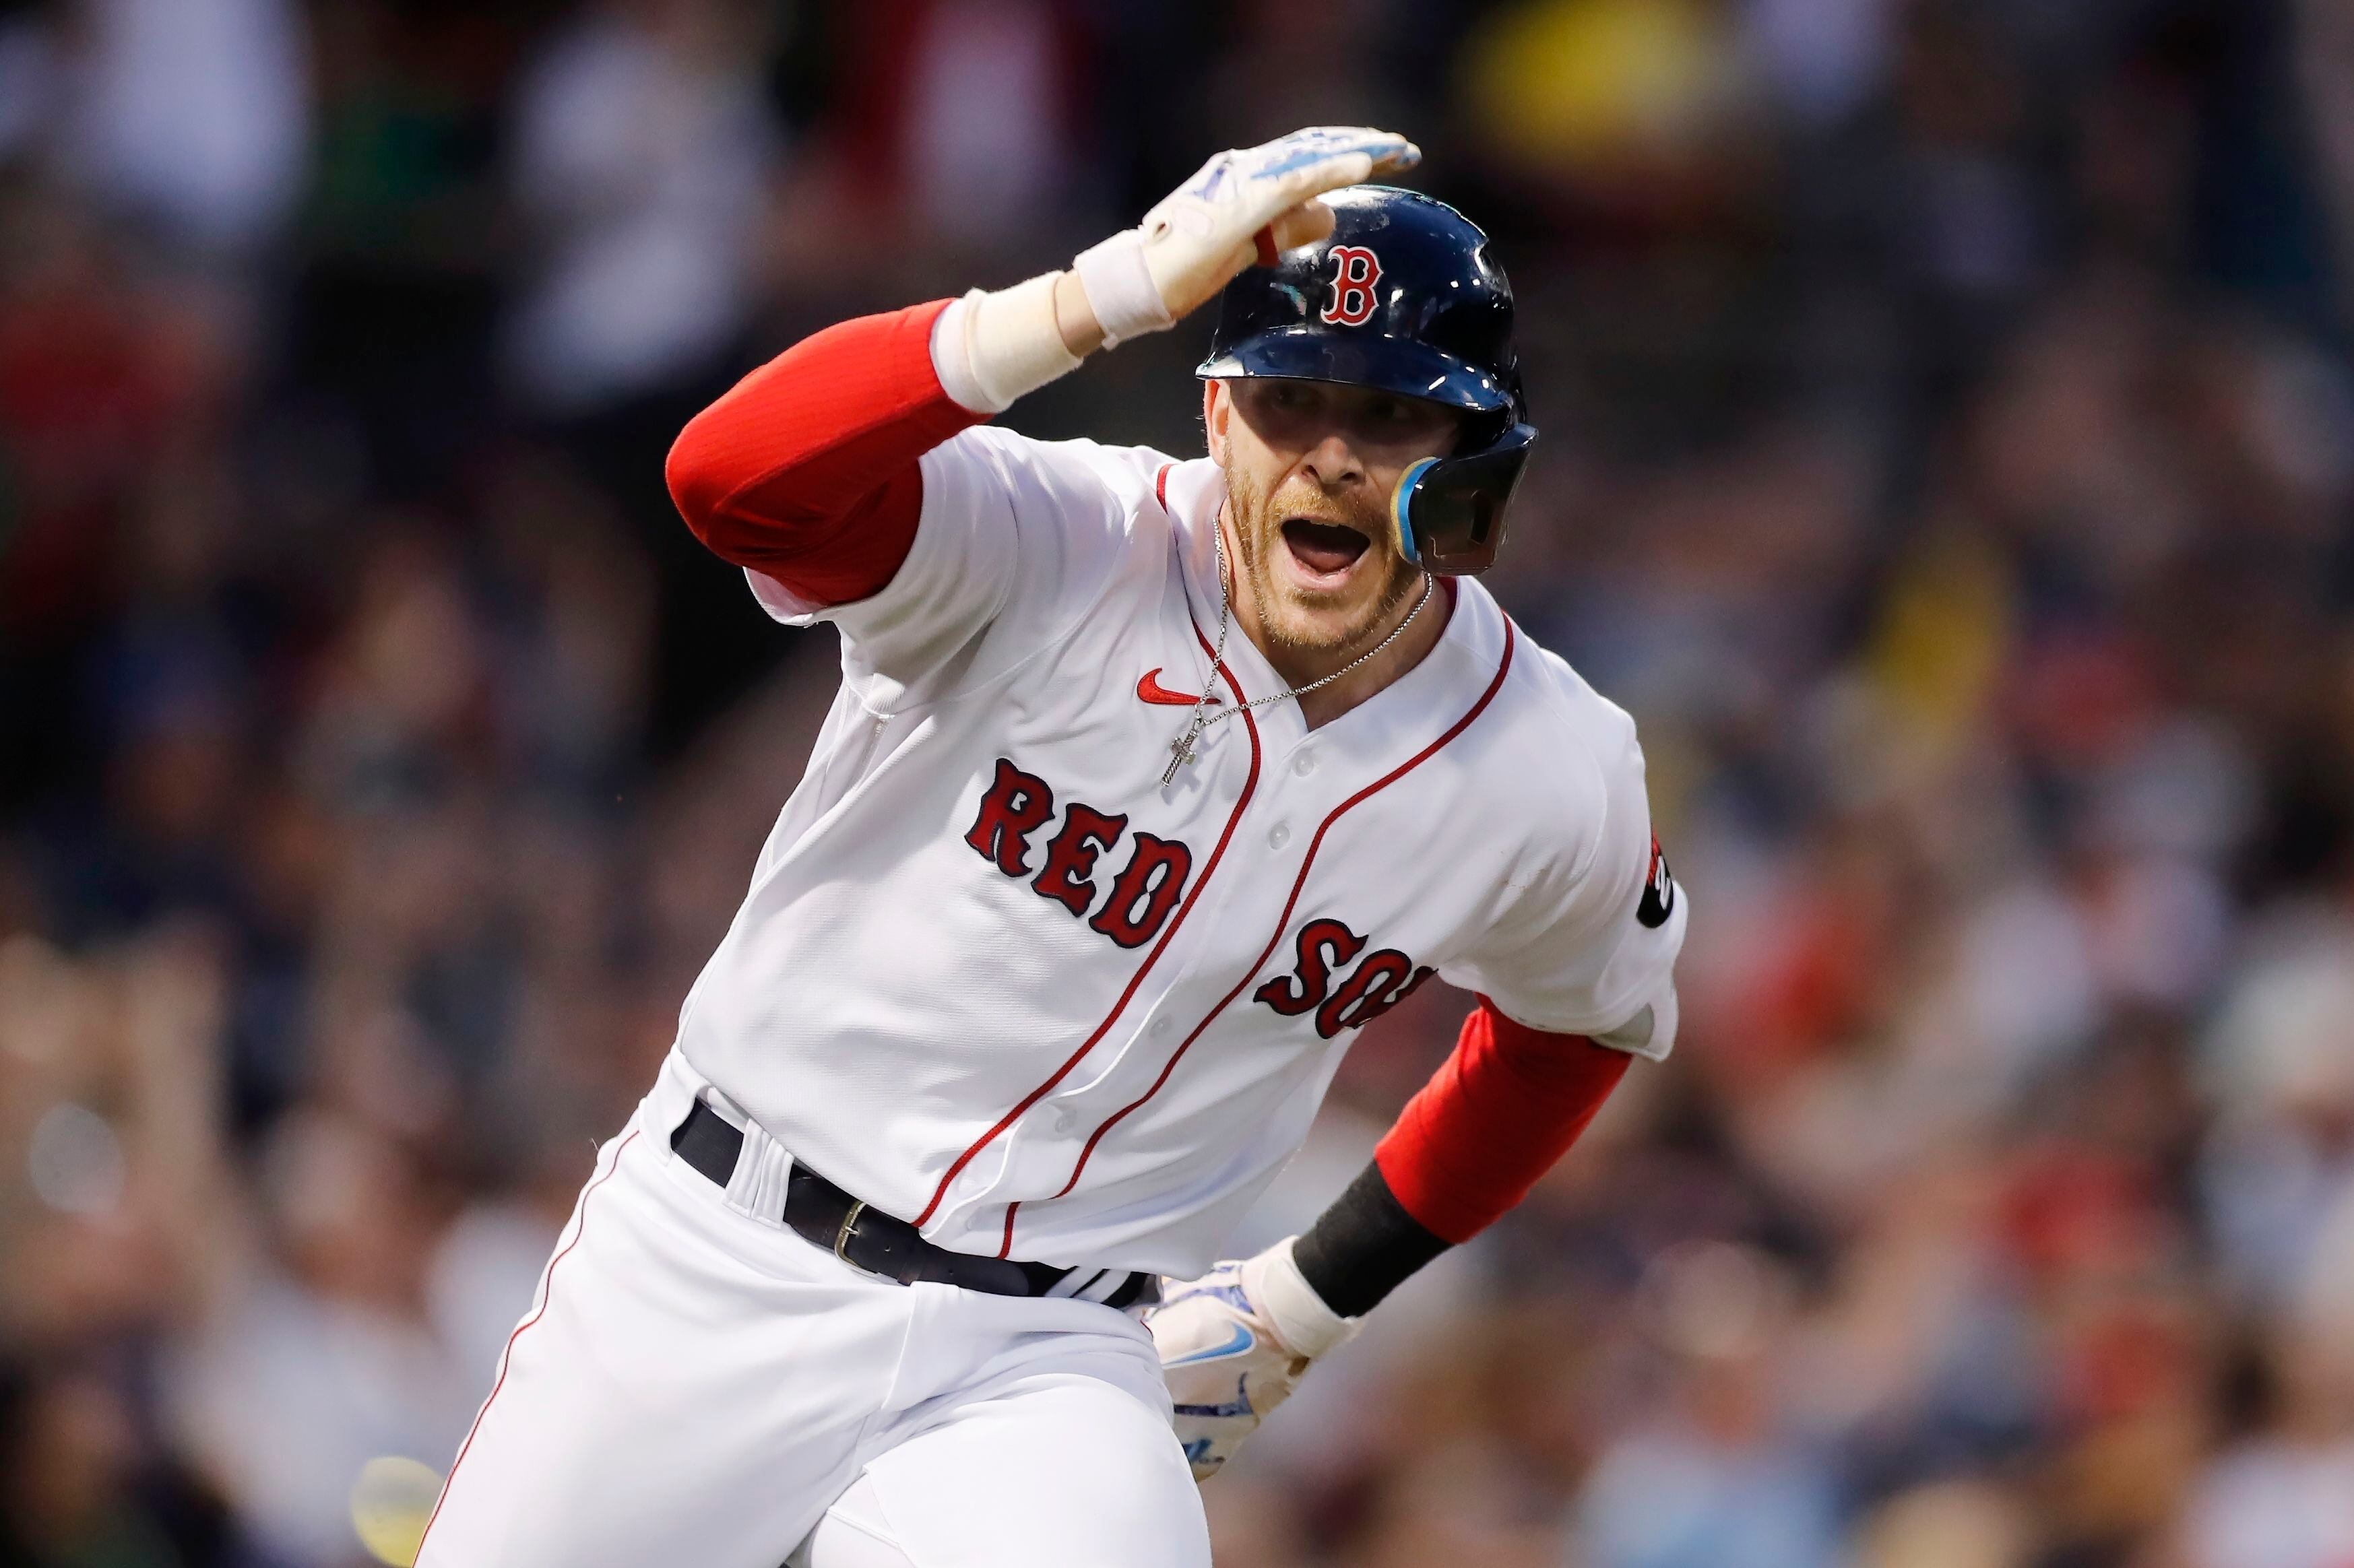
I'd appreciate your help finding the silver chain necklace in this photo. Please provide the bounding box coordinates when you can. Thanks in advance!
[1163,521,1434,785]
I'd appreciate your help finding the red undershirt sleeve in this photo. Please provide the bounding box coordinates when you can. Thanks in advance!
[664,298,988,608]
[1372,997,1633,1245]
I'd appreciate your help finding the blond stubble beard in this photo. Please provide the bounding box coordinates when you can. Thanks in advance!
[1222,461,1423,656]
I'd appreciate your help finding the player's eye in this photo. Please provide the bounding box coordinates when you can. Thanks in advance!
[1366,398,1432,436]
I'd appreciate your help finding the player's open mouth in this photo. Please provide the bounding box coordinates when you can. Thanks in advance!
[1281,518,1371,585]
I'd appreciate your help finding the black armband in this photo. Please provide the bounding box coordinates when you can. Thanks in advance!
[1290,1159,1452,1319]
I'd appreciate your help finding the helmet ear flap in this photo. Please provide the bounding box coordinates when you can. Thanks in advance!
[1392,424,1537,577]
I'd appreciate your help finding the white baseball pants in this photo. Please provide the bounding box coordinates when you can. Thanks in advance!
[415,1052,1209,1568]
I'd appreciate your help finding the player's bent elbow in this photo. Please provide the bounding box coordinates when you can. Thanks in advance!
[664,420,728,544]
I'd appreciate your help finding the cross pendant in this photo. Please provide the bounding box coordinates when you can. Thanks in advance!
[1161,727,1199,787]
[1163,715,1214,786]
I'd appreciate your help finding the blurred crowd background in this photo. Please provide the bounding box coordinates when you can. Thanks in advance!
[4,0,2354,1565]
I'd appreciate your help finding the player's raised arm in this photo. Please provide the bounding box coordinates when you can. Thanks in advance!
[665,300,981,608]
[663,127,1419,616]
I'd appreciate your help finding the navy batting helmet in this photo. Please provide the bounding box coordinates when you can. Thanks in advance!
[1198,186,1535,576]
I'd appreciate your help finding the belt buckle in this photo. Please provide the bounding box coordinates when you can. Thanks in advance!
[831,1200,901,1285]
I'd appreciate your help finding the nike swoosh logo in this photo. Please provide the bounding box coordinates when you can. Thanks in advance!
[1137,668,1221,707]
[1164,1323,1255,1367]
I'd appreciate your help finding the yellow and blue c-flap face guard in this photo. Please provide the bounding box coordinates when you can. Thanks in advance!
[1391,457,1441,567]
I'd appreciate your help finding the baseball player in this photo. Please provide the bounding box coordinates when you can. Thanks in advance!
[416,127,1684,1568]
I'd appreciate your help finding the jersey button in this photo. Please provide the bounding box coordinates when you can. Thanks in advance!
[1292,752,1316,777]
[1268,822,1291,849]
[1051,1107,1079,1133]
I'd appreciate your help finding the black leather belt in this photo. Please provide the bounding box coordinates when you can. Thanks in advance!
[669,1098,1153,1308]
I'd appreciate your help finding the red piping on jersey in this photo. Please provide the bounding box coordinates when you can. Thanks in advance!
[915,467,1263,1240]
[1040,612,1519,1208]
[995,612,1256,1255]
[416,1130,639,1557]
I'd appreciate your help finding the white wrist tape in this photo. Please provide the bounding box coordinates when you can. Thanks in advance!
[1071,229,1174,349]
[929,272,1082,416]
[1247,1237,1360,1360]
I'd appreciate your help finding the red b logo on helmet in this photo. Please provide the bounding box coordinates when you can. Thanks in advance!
[1321,246,1382,326]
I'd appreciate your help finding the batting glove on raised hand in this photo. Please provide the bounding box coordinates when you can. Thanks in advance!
[1072,126,1421,347]
[1143,1237,1360,1481]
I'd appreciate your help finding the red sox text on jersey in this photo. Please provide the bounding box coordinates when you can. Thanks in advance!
[965,756,1438,1031]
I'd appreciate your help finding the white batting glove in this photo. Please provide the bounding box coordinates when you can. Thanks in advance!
[936,127,1418,414]
[1143,1237,1360,1481]
[1073,126,1422,347]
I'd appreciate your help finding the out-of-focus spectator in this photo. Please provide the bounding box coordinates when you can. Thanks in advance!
[166,1109,478,1567]
[822,0,1098,253]
[45,0,309,261]
[1571,1245,1843,1568]
[503,0,784,415]
[0,1359,234,1567]
[2181,1327,2354,1568]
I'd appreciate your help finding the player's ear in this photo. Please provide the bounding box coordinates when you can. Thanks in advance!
[1203,379,1230,463]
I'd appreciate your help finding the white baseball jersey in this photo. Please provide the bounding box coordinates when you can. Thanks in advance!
[674,427,1686,1277]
